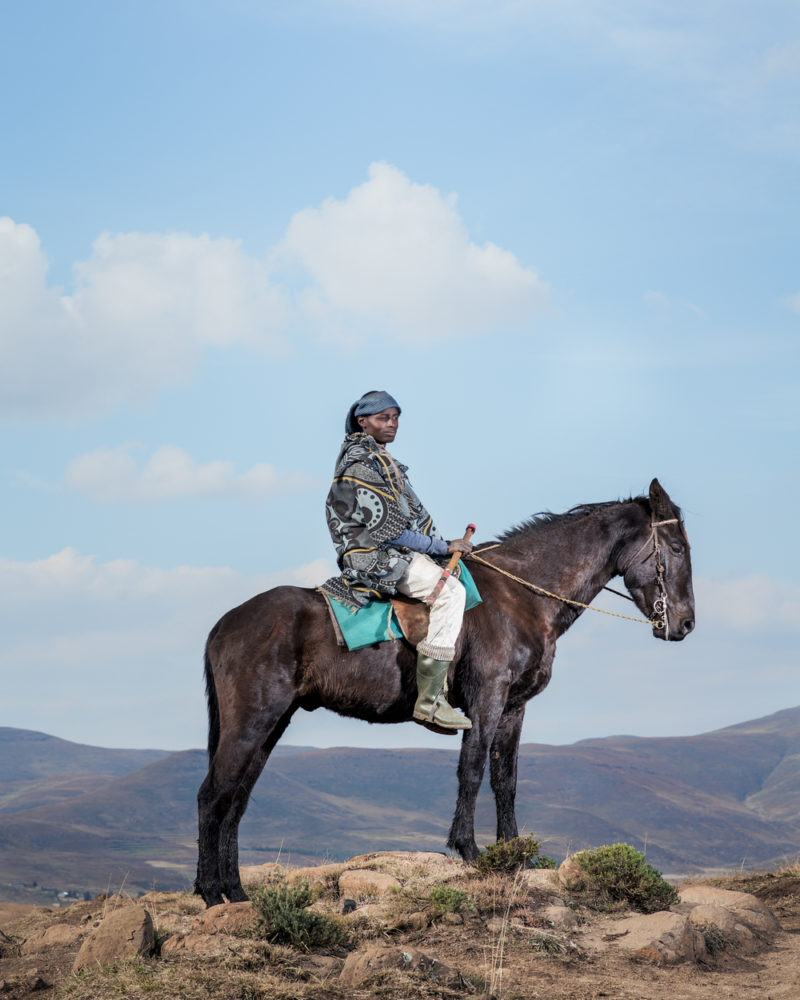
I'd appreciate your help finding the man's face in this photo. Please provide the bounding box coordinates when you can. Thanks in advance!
[358,407,399,444]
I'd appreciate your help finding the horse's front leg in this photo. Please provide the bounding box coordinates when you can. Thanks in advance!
[447,691,507,862]
[489,702,525,842]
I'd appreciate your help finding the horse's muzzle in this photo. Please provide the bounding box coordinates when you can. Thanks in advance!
[654,616,695,641]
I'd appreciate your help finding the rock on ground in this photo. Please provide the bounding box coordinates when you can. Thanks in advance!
[72,904,155,972]
[240,861,344,890]
[542,902,580,929]
[345,851,448,866]
[687,903,759,953]
[20,923,84,955]
[340,945,467,989]
[191,901,253,936]
[610,910,707,965]
[520,868,562,893]
[677,884,781,935]
[558,853,598,891]
[161,901,253,958]
[338,869,401,898]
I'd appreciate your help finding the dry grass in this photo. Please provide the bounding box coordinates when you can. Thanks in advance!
[55,944,476,1000]
[3,852,798,1000]
[483,870,527,999]
[59,957,337,1000]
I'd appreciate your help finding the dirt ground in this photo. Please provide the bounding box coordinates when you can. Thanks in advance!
[1,862,798,1000]
[489,870,800,1000]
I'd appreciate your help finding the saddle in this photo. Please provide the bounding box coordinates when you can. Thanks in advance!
[388,593,430,646]
[319,562,482,652]
[390,562,483,643]
[319,588,430,650]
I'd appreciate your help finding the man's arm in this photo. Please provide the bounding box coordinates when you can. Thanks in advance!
[385,529,449,556]
[385,530,473,557]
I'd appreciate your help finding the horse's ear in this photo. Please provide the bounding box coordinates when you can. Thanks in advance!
[649,478,673,520]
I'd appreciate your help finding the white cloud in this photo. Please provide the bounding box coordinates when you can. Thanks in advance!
[64,445,314,502]
[279,162,549,341]
[0,548,332,630]
[1,165,547,418]
[0,548,334,748]
[0,218,286,419]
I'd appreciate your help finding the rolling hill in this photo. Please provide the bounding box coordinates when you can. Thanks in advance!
[1,707,798,903]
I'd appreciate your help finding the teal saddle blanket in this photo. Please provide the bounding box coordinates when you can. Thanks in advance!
[324,563,482,652]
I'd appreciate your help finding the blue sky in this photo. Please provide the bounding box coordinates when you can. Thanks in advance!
[1,0,798,752]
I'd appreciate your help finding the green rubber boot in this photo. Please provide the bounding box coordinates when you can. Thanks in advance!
[413,654,472,731]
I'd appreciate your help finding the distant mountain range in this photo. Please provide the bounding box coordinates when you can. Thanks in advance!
[1,707,799,904]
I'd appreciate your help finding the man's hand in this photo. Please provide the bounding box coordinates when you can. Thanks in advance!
[446,538,474,555]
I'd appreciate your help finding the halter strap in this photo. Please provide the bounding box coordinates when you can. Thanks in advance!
[620,518,679,573]
[619,517,680,638]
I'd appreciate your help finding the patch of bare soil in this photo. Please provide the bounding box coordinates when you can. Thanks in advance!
[0,857,798,1000]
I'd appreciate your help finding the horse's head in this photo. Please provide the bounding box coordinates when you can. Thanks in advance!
[622,479,695,641]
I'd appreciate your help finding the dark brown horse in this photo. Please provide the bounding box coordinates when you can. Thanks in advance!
[195,479,694,905]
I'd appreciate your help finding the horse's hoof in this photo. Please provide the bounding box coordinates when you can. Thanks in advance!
[201,892,225,907]
[194,881,225,907]
[456,843,480,863]
[226,886,250,903]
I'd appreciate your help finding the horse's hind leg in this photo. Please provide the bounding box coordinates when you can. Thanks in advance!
[197,699,296,905]
[489,702,525,842]
[197,736,265,906]
[219,710,296,902]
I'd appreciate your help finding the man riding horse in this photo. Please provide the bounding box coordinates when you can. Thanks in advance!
[196,418,694,903]
[322,390,473,732]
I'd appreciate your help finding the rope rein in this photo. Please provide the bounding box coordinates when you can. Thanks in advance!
[465,518,679,630]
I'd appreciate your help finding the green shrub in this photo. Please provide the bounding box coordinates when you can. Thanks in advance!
[530,932,566,954]
[570,843,679,914]
[428,884,473,914]
[249,879,347,950]
[699,921,728,956]
[473,835,557,875]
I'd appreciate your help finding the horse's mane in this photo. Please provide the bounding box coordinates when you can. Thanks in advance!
[495,497,650,545]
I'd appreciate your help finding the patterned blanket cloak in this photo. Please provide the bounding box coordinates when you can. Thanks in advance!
[321,432,442,609]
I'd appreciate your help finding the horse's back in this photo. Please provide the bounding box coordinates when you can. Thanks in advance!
[208,585,326,659]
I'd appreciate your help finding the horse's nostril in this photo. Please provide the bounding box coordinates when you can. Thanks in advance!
[683,619,695,634]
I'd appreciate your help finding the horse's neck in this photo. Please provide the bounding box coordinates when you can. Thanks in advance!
[498,503,646,605]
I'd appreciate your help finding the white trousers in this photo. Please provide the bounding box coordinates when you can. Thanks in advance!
[397,552,466,661]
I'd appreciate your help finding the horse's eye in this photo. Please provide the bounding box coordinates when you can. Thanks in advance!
[670,542,684,555]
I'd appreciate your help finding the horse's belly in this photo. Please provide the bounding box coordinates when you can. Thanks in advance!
[302,645,415,723]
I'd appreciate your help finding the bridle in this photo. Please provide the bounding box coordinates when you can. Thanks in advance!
[467,516,682,633]
[616,517,680,639]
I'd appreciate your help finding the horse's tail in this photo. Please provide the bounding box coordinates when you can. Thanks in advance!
[204,622,222,762]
